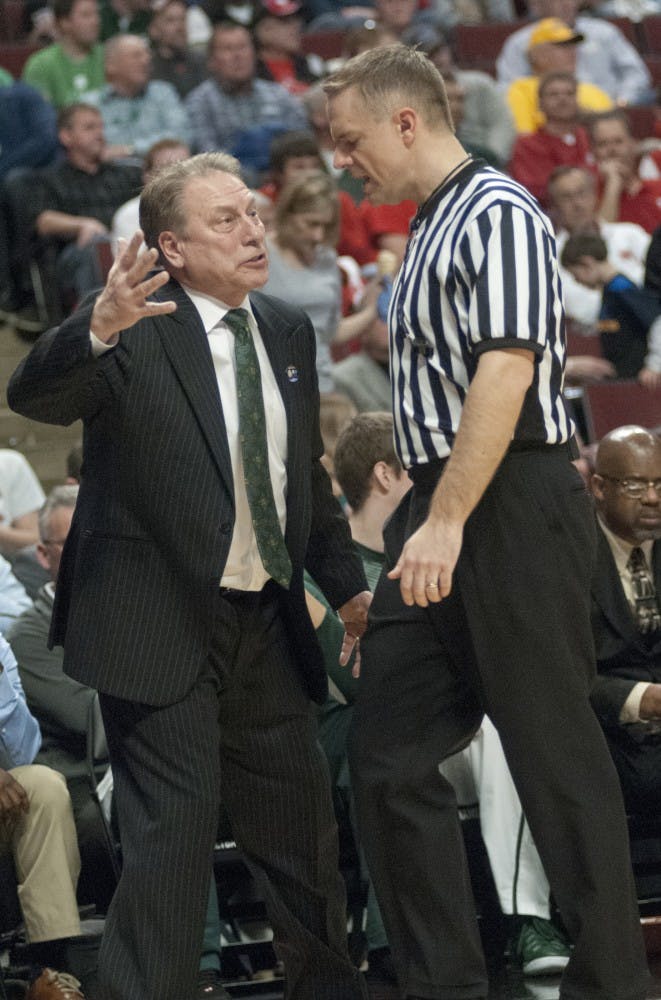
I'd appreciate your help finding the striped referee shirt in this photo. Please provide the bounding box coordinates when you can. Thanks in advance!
[389,159,574,468]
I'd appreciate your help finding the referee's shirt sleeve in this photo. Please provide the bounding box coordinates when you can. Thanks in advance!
[460,202,553,359]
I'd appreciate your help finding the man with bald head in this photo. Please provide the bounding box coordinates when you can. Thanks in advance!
[590,425,661,815]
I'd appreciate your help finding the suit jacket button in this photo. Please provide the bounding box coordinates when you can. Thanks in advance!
[220,522,231,534]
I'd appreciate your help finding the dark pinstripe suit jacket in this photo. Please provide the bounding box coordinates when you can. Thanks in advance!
[7,280,367,708]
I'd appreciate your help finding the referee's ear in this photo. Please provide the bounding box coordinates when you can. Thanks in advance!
[395,108,417,146]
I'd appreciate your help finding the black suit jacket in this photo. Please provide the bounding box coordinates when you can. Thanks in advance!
[590,521,661,732]
[7,280,367,707]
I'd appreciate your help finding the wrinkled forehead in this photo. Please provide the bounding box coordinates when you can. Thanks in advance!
[599,441,661,480]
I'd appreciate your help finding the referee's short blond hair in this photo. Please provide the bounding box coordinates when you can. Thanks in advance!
[323,45,454,133]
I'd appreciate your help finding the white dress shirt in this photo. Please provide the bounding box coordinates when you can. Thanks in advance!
[91,285,288,591]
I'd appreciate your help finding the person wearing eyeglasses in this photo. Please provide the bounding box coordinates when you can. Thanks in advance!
[590,425,661,816]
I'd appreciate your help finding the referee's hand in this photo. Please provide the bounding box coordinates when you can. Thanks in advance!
[388,517,463,607]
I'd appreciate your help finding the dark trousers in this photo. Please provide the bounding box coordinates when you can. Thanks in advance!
[606,730,661,816]
[98,589,365,1000]
[350,449,648,1000]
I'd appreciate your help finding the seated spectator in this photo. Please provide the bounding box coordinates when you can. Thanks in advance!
[111,138,191,248]
[333,253,394,412]
[405,25,515,165]
[301,83,367,203]
[496,0,651,106]
[149,0,208,97]
[254,0,317,94]
[0,78,58,180]
[0,450,45,562]
[98,0,151,39]
[22,0,104,109]
[341,21,398,59]
[0,629,87,998]
[506,19,612,135]
[0,77,58,319]
[360,197,416,266]
[259,130,373,265]
[8,486,117,914]
[440,71,501,166]
[32,103,142,303]
[548,165,650,326]
[261,172,378,392]
[88,34,192,161]
[509,71,594,207]
[589,426,661,817]
[645,224,661,296]
[0,554,33,634]
[305,412,411,986]
[590,109,661,234]
[185,22,307,162]
[561,231,661,384]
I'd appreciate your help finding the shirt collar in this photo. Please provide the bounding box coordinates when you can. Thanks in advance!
[181,284,255,335]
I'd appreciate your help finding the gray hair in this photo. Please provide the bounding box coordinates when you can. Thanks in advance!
[140,151,242,259]
[38,485,79,542]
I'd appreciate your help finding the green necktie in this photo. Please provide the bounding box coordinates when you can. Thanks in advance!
[224,308,292,589]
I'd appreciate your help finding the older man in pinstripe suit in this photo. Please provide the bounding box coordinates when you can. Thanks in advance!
[7,152,371,1000]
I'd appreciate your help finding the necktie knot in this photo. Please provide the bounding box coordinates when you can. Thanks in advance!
[224,308,251,341]
[628,546,647,575]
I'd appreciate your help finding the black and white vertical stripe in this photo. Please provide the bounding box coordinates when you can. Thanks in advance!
[389,164,573,468]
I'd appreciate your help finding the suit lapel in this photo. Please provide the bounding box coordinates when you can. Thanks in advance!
[593,521,643,648]
[155,280,234,501]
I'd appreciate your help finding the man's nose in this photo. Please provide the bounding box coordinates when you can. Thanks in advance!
[333,149,351,170]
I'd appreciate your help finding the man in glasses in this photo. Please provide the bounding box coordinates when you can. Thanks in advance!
[591,424,661,815]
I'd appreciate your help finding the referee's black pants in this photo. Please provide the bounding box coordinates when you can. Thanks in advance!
[349,447,648,1000]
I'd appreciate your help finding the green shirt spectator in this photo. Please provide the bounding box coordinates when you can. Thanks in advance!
[23,43,105,108]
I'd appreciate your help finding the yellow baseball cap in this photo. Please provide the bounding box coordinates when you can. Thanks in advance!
[528,18,584,50]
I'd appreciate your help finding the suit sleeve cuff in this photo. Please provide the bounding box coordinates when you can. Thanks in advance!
[620,682,651,723]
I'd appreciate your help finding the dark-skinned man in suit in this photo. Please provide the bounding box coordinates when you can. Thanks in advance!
[590,425,661,815]
[7,151,371,1000]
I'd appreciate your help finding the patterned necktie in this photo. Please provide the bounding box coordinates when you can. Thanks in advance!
[627,546,661,635]
[224,308,292,589]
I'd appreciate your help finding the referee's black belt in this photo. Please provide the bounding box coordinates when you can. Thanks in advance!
[408,438,579,489]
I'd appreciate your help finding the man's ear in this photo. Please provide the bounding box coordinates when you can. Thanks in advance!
[372,460,391,492]
[591,473,605,502]
[35,543,50,572]
[394,108,417,147]
[159,230,183,269]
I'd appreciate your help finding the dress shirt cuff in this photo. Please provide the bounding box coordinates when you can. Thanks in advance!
[90,331,118,355]
[620,681,651,723]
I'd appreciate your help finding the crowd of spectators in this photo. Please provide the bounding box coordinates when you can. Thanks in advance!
[2,0,661,996]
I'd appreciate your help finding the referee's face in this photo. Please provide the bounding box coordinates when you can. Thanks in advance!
[328,88,405,205]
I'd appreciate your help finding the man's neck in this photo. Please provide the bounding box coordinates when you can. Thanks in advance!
[349,499,397,553]
[544,119,579,138]
[67,151,101,174]
[59,35,94,60]
[412,136,472,206]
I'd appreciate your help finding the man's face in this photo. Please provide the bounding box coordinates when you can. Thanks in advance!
[255,14,302,55]
[37,506,74,582]
[60,107,105,161]
[160,172,268,305]
[150,1,187,51]
[280,155,324,187]
[591,118,635,169]
[60,0,100,48]
[374,0,417,32]
[530,41,577,76]
[593,442,661,544]
[108,37,151,94]
[550,170,597,231]
[543,0,578,25]
[328,87,408,205]
[539,77,578,124]
[209,27,255,87]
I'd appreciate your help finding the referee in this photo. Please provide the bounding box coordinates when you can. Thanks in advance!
[324,47,648,1000]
